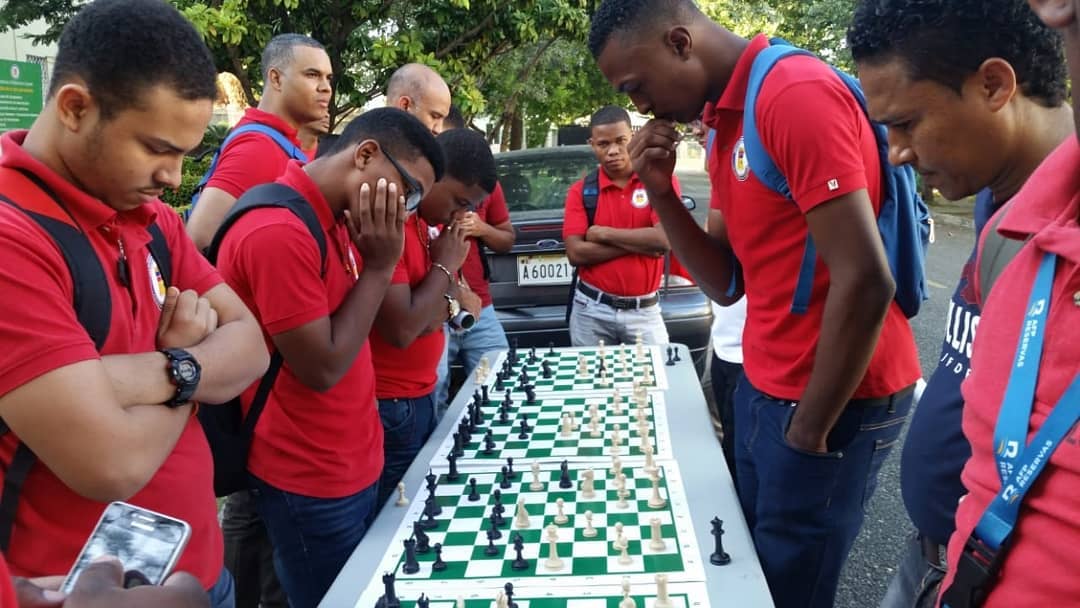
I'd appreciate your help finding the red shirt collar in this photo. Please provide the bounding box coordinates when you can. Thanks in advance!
[0,130,155,230]
[702,34,771,129]
[242,107,301,145]
[997,136,1080,264]
[597,167,642,191]
[277,161,336,231]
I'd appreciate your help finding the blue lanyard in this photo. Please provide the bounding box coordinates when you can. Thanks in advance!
[978,252,1080,551]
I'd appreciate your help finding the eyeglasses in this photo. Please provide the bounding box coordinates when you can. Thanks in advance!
[381,146,424,211]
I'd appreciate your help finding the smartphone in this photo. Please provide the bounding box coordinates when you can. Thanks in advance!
[61,501,191,594]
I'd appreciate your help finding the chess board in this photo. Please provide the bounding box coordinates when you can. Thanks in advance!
[365,460,704,599]
[433,391,674,466]
[362,581,710,607]
[479,345,670,393]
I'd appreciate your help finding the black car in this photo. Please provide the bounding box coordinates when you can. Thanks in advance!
[487,145,714,376]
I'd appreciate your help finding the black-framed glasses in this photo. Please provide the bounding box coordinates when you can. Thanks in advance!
[382,147,424,211]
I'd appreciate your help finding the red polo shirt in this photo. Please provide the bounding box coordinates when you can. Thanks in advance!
[462,182,511,307]
[215,162,382,498]
[562,170,680,297]
[370,214,446,398]
[702,34,919,400]
[0,553,14,607]
[0,131,223,588]
[941,138,1080,606]
[205,108,304,198]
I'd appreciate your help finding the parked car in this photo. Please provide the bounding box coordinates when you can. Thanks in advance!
[486,145,714,376]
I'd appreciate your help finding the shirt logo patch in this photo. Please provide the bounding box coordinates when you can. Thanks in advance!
[146,254,167,309]
[827,178,840,192]
[732,137,749,182]
[631,188,649,209]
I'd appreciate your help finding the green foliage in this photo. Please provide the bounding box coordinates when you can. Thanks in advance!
[160,155,212,210]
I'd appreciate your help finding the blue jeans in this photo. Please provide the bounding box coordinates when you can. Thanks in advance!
[376,393,438,508]
[249,476,377,608]
[734,375,912,608]
[879,531,946,608]
[435,304,509,412]
[207,567,235,608]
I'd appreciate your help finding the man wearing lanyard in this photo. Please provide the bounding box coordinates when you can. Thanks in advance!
[939,1,1080,604]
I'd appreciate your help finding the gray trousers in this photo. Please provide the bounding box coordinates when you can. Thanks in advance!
[568,286,668,346]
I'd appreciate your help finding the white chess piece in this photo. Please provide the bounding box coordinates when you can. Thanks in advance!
[515,497,530,529]
[583,510,598,538]
[569,409,579,430]
[636,333,644,357]
[394,481,409,507]
[589,403,600,425]
[530,461,544,492]
[616,474,630,509]
[495,591,508,608]
[590,418,602,438]
[544,524,564,570]
[612,389,622,415]
[648,517,666,552]
[611,456,623,478]
[560,413,573,437]
[648,470,667,509]
[644,443,658,475]
[581,468,596,499]
[613,521,627,550]
[609,424,622,456]
[554,498,569,525]
[578,355,587,376]
[654,573,673,608]
[618,541,633,565]
[642,364,653,385]
[619,577,636,608]
[457,596,466,608]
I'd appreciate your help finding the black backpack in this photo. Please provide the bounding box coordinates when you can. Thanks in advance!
[565,169,601,324]
[200,183,327,497]
[0,167,173,551]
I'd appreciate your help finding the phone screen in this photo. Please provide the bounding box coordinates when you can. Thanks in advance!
[61,502,191,594]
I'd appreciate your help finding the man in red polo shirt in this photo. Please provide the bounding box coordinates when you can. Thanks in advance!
[935,2,1080,605]
[590,2,921,607]
[214,107,444,608]
[185,33,333,251]
[0,1,269,607]
[370,128,496,508]
[564,105,676,347]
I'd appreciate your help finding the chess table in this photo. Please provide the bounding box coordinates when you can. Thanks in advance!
[322,345,773,607]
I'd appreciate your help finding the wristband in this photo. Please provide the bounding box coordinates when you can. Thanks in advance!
[432,262,454,283]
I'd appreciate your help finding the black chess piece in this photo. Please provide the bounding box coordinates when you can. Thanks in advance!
[402,538,420,574]
[484,528,500,556]
[413,520,431,553]
[488,511,502,539]
[511,533,529,570]
[416,594,430,608]
[453,432,465,458]
[547,341,555,355]
[431,543,447,572]
[504,389,513,406]
[517,416,530,440]
[524,386,536,404]
[541,360,552,379]
[483,429,496,454]
[498,404,510,425]
[419,496,438,529]
[710,516,732,565]
[500,465,512,489]
[482,384,491,405]
[425,470,442,516]
[673,346,682,362]
[473,399,484,427]
[666,346,675,366]
[375,572,400,608]
[506,457,516,479]
[493,502,506,527]
[558,459,572,489]
[447,452,460,482]
[467,478,480,502]
[505,582,518,608]
[529,347,538,364]
[495,373,505,391]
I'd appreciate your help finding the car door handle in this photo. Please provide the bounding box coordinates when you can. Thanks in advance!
[535,239,561,250]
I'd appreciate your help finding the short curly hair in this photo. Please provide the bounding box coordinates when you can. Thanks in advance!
[847,0,1067,108]
[588,0,701,58]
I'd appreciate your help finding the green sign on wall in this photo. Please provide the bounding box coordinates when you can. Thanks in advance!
[0,60,43,130]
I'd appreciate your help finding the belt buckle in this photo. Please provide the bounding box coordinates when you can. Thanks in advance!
[614,297,634,310]
[941,536,1003,608]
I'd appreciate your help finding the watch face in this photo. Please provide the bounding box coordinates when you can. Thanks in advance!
[177,360,198,383]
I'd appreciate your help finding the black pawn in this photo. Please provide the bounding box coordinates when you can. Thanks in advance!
[666,346,675,366]
[529,347,538,364]
[517,418,530,440]
[495,373,505,391]
[402,538,420,574]
[710,517,732,565]
[506,457,516,479]
[413,520,430,553]
[482,384,491,405]
[505,582,518,608]
[558,460,572,489]
[511,533,529,570]
[498,404,510,425]
[542,360,552,379]
[467,477,480,501]
[483,429,496,454]
[431,543,447,572]
[504,389,514,407]
[417,594,430,608]
[500,465,512,489]
[673,346,682,362]
[548,341,555,355]
[447,452,460,482]
[484,528,500,556]
[488,512,502,539]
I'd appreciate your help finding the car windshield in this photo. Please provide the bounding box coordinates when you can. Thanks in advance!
[495,149,595,222]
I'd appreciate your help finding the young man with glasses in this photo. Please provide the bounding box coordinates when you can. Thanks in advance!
[563,105,679,346]
[213,107,443,608]
[370,129,497,509]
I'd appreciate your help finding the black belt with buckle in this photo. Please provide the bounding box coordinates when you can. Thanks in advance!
[577,282,658,310]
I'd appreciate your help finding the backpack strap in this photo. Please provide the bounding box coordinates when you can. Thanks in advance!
[566,170,603,324]
[189,124,310,212]
[147,223,173,288]
[0,439,35,552]
[977,200,1026,304]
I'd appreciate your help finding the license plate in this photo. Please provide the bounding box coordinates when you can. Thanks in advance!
[517,254,573,286]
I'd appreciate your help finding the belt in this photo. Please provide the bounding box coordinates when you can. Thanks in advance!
[921,535,946,569]
[762,385,916,410]
[577,282,658,310]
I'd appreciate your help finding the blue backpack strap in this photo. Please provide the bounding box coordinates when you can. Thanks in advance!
[582,169,601,226]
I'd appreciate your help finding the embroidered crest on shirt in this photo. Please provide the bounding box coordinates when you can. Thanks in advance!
[631,188,649,209]
[146,254,167,309]
[732,137,749,181]
[827,178,840,192]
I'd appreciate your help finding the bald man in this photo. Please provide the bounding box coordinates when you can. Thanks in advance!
[385,63,452,135]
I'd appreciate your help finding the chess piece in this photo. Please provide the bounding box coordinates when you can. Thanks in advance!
[648,470,667,509]
[467,477,480,501]
[648,517,666,552]
[613,522,627,550]
[517,415,530,440]
[574,509,594,538]
[589,418,601,438]
[484,527,500,556]
[710,517,732,565]
[413,520,430,553]
[610,456,623,478]
[665,345,675,366]
[505,582,518,608]
[543,524,564,570]
[642,364,653,386]
[511,533,529,570]
[419,496,438,529]
[541,359,552,379]
[611,390,623,415]
[431,542,447,572]
[530,461,544,491]
[618,542,633,565]
[554,498,569,525]
[492,489,506,526]
[494,591,507,608]
[452,432,464,458]
[673,346,681,362]
[402,538,420,574]
[488,512,502,540]
[619,577,636,608]
[500,465,512,489]
[635,332,644,357]
[515,497,530,529]
[609,424,622,456]
[569,409,579,430]
[447,452,460,482]
[589,402,600,423]
[483,429,496,454]
[548,341,555,355]
[417,593,430,608]
[616,476,630,510]
[560,412,573,437]
[495,373,505,391]
[376,572,399,608]
[395,481,409,506]
[578,355,587,376]
[655,573,673,608]
[581,468,596,499]
[559,460,573,489]
[644,443,658,475]
[498,402,510,425]
[524,385,536,404]
[506,457,516,479]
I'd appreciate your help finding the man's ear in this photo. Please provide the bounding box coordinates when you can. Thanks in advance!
[973,58,1018,113]
[667,26,693,60]
[353,139,381,169]
[267,67,284,91]
[1028,0,1076,30]
[53,83,95,133]
[395,96,413,112]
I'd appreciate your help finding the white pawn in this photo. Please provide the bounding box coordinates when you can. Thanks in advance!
[560,413,573,437]
[612,521,627,550]
[554,498,569,525]
[655,574,673,608]
[544,524,564,570]
[495,591,508,608]
[612,389,623,415]
[643,443,658,475]
[394,481,409,507]
[635,332,644,358]
[589,402,600,424]
[582,510,598,537]
[642,364,653,386]
[648,470,667,509]
[457,596,466,608]
[648,517,666,552]
[569,409,579,430]
[618,542,633,565]
[530,461,544,492]
[616,474,630,509]
[578,355,588,376]
[609,424,623,456]
[581,468,596,499]
[619,577,636,608]
[515,497,530,529]
[590,418,602,438]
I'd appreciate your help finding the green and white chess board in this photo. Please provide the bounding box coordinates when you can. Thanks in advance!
[479,345,669,394]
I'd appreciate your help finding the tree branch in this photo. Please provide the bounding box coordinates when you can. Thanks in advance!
[435,12,497,59]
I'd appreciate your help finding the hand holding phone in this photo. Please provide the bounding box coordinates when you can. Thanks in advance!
[15,559,208,608]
